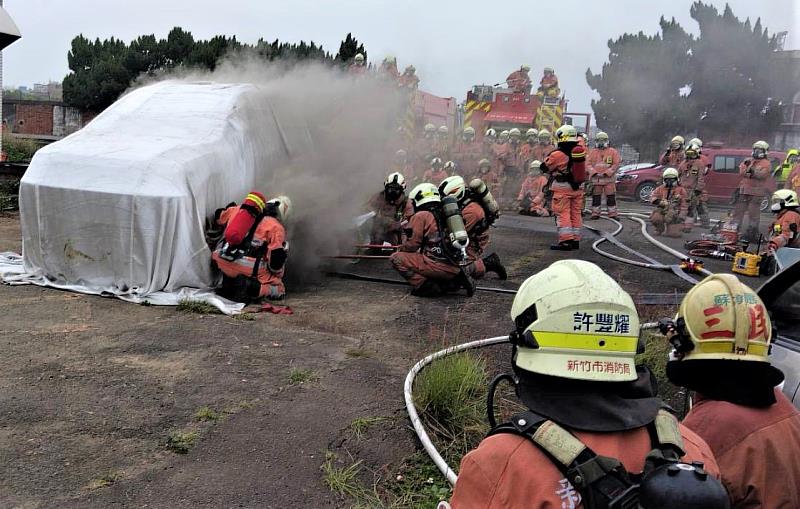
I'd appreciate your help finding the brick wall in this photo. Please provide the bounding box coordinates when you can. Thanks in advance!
[2,99,90,138]
[13,102,53,135]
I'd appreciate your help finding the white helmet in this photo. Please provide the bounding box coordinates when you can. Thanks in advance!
[462,126,476,139]
[430,157,443,170]
[526,128,538,139]
[424,123,436,134]
[510,260,640,382]
[267,195,292,223]
[538,129,551,143]
[509,127,522,140]
[670,135,685,149]
[595,131,609,147]
[555,124,578,143]
[521,64,531,72]
[439,175,467,202]
[383,55,396,64]
[354,53,365,63]
[753,140,769,159]
[478,158,491,170]
[499,130,510,142]
[485,128,497,139]
[662,167,680,180]
[394,149,407,163]
[409,182,441,209]
[404,64,415,74]
[544,66,555,74]
[438,125,449,136]
[384,171,406,189]
[444,160,456,173]
[529,160,542,174]
[688,137,702,148]
[771,189,799,212]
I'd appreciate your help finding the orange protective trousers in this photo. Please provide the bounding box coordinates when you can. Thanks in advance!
[389,252,460,289]
[551,187,584,242]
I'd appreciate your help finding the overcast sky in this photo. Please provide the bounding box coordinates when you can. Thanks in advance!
[3,0,798,114]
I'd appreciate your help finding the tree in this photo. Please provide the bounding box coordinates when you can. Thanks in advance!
[586,17,693,159]
[335,33,366,64]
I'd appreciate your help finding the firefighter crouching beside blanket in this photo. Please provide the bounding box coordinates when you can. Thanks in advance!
[211,192,291,302]
[442,260,728,509]
[543,124,586,251]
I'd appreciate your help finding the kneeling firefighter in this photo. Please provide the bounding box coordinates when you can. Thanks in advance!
[766,189,800,252]
[211,192,291,302]
[445,260,728,509]
[439,175,506,280]
[389,183,475,297]
[659,274,800,508]
[543,124,587,251]
[367,172,413,247]
[650,167,689,238]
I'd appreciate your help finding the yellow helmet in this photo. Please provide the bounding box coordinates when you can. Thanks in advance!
[675,274,771,363]
[555,124,578,143]
[510,260,640,382]
[409,182,441,209]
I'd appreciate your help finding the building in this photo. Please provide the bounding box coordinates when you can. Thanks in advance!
[770,49,800,150]
[3,98,94,141]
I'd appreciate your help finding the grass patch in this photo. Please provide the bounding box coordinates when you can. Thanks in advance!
[233,313,256,321]
[86,472,120,491]
[194,406,222,422]
[288,367,318,385]
[413,352,488,460]
[349,416,389,440]
[166,430,199,454]
[176,299,219,314]
[321,451,364,499]
[0,179,19,211]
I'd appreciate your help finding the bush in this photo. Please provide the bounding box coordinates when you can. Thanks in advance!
[637,330,689,416]
[4,136,39,163]
[0,179,19,211]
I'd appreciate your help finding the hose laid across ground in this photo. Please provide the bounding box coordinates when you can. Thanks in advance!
[623,214,714,278]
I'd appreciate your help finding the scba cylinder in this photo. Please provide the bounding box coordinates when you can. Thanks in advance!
[469,178,500,218]
[441,196,469,250]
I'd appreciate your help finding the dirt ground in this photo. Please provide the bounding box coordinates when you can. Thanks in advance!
[0,203,767,508]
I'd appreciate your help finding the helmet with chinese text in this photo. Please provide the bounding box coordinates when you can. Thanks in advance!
[510,260,640,382]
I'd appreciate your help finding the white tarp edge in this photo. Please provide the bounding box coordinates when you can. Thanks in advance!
[0,252,244,314]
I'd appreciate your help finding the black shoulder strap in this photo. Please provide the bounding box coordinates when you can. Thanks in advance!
[489,411,638,509]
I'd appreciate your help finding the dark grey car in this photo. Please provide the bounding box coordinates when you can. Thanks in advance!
[758,250,800,407]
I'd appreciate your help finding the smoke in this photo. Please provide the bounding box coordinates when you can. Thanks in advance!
[132,56,406,287]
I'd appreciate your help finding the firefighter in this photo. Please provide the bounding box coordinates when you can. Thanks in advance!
[211,192,290,302]
[517,160,549,216]
[379,55,399,82]
[389,183,470,297]
[444,160,456,176]
[447,260,724,509]
[453,126,481,178]
[587,131,621,219]
[660,136,686,167]
[367,172,413,246]
[436,125,451,161]
[650,168,689,238]
[439,176,506,280]
[390,149,412,176]
[678,140,710,232]
[661,274,800,509]
[505,65,532,94]
[785,151,800,194]
[477,158,501,198]
[733,140,772,240]
[398,65,419,89]
[766,189,800,251]
[532,129,554,162]
[536,66,560,98]
[482,128,497,159]
[348,53,367,75]
[543,124,586,250]
[416,123,439,172]
[422,157,448,183]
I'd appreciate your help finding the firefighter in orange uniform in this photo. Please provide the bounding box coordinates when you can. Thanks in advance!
[650,167,689,237]
[439,176,506,280]
[445,260,725,509]
[452,127,482,179]
[536,66,560,97]
[389,183,464,296]
[766,189,800,251]
[212,193,290,302]
[517,128,537,170]
[544,125,586,250]
[348,53,367,75]
[477,158,501,202]
[678,140,710,232]
[422,157,448,184]
[378,55,399,82]
[531,129,555,162]
[733,140,773,240]
[587,131,622,219]
[398,65,419,90]
[435,125,451,162]
[505,65,532,94]
[661,274,800,509]
[660,136,686,167]
[517,160,549,216]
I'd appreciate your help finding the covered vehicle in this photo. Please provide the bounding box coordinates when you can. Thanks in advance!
[12,81,294,303]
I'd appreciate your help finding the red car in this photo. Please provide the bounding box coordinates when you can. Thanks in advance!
[616,147,786,210]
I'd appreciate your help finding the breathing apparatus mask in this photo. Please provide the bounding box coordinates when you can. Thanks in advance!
[752,147,767,159]
[385,183,404,202]
[664,177,677,189]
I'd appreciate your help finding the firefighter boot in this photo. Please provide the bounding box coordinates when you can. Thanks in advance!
[411,280,443,298]
[550,241,573,251]
[482,253,507,280]
[569,240,580,250]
